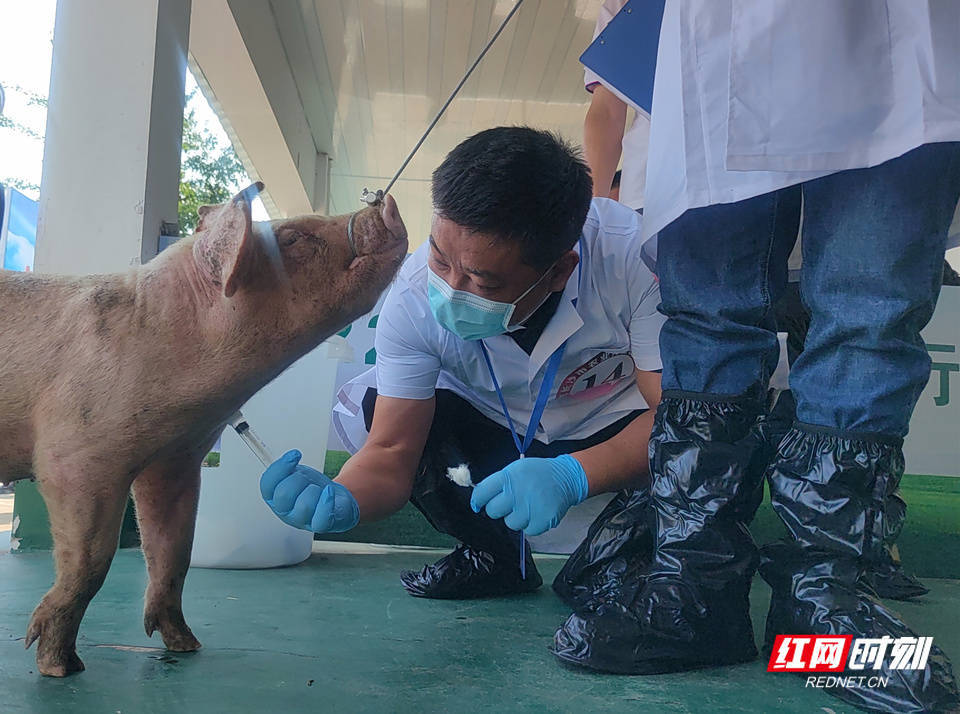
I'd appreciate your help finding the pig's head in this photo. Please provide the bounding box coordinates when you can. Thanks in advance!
[190,183,408,344]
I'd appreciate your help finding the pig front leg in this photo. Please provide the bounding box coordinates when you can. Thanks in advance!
[26,455,132,677]
[131,454,203,652]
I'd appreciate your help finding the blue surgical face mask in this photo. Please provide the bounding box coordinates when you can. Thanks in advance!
[428,265,554,341]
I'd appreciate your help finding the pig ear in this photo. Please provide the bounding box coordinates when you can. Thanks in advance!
[221,198,259,298]
[191,187,263,298]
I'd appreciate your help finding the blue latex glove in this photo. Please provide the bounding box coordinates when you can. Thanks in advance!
[469,454,589,536]
[260,450,359,533]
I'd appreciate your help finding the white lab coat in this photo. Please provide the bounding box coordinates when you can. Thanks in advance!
[584,0,650,210]
[643,0,960,242]
[333,199,665,450]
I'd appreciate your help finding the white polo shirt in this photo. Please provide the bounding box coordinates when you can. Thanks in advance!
[584,0,650,210]
[643,0,960,242]
[373,198,665,443]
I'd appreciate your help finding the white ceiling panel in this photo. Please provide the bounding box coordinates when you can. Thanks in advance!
[242,0,601,247]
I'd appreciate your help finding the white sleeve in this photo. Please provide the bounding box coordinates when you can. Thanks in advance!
[584,0,627,90]
[626,239,666,372]
[374,283,441,400]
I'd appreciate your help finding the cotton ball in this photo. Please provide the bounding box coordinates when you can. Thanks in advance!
[446,463,473,488]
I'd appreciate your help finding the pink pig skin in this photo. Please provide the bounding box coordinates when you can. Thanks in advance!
[0,185,407,677]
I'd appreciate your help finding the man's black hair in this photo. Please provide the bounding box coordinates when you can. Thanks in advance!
[611,169,622,189]
[431,127,592,269]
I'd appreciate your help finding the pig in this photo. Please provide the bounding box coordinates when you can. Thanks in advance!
[0,184,408,676]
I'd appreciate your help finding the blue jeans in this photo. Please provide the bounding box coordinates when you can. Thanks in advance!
[657,142,960,437]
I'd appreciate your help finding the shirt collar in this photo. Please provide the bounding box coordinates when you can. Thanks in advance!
[478,240,584,381]
[526,241,583,379]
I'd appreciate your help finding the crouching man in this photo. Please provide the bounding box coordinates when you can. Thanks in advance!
[259,127,664,599]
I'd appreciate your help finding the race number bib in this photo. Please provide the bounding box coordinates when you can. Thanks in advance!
[557,352,636,400]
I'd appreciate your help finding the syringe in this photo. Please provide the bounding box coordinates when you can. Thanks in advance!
[227,411,275,468]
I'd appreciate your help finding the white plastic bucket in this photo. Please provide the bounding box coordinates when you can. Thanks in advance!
[190,338,351,568]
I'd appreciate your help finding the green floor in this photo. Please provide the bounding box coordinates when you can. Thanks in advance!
[2,546,959,713]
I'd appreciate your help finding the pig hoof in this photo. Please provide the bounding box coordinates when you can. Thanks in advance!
[145,611,202,652]
[165,634,202,653]
[29,606,87,676]
[25,618,42,650]
[38,650,85,677]
[159,625,202,652]
[25,601,56,650]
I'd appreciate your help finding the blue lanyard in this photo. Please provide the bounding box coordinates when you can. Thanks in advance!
[479,341,568,459]
[477,241,582,578]
[479,340,567,580]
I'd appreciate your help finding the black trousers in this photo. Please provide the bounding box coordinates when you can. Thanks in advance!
[362,388,645,559]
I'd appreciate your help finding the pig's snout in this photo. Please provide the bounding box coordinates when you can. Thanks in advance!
[349,194,408,260]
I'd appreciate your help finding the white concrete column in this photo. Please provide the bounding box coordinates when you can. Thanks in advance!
[35,0,191,274]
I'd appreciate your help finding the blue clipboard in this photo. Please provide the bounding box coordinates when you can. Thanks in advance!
[580,0,665,114]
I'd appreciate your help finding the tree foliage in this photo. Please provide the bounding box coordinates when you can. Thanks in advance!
[0,82,245,234]
[0,84,45,195]
[0,175,40,194]
[7,83,48,108]
[177,90,246,236]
